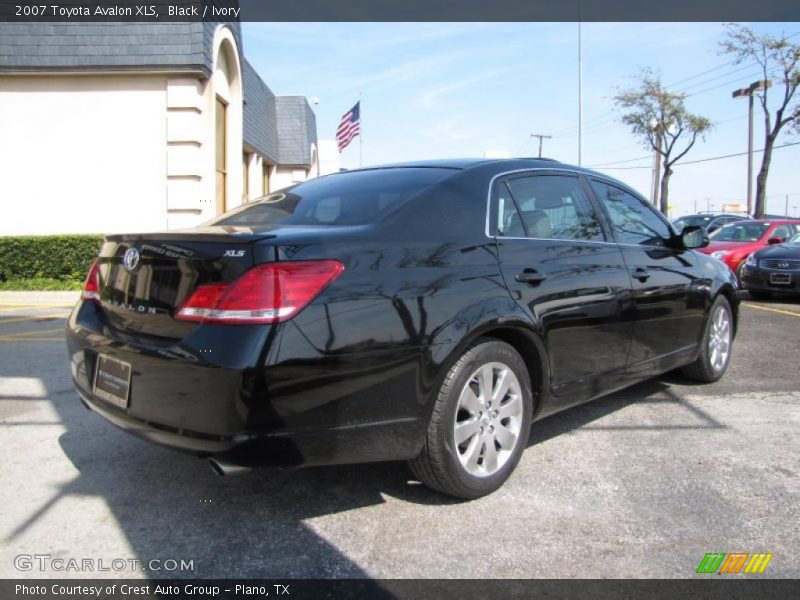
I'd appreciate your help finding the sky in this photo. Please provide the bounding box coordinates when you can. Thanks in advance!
[242,22,800,218]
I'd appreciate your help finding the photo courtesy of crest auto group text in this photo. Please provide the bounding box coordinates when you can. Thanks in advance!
[0,0,799,597]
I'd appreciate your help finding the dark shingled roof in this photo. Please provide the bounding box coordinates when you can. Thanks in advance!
[0,22,242,74]
[275,96,318,167]
[242,59,280,164]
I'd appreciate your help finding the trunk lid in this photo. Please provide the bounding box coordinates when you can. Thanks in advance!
[95,229,271,338]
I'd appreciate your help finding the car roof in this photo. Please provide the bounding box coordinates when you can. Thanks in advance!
[344,157,565,171]
[746,219,800,224]
[677,213,747,218]
[345,157,625,180]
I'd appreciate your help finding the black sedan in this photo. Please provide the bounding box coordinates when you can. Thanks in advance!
[741,232,800,299]
[66,158,739,498]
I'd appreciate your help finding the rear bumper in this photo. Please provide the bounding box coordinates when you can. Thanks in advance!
[66,301,428,467]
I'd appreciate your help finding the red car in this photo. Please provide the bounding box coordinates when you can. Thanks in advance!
[699,219,800,279]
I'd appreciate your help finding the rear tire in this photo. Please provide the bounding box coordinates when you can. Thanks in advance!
[747,289,772,300]
[409,340,532,499]
[681,295,733,383]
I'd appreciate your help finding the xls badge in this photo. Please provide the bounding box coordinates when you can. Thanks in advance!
[123,247,140,272]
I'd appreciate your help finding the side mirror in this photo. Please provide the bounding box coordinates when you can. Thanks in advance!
[681,225,708,249]
[767,236,783,245]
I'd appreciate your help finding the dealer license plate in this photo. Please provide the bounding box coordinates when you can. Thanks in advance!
[93,355,131,408]
[770,273,792,286]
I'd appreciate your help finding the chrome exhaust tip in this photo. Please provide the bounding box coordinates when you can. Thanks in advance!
[208,457,250,476]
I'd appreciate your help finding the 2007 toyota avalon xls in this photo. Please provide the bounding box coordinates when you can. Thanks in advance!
[66,158,738,498]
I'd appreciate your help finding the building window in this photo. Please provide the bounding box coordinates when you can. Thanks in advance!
[215,96,227,214]
[263,163,270,195]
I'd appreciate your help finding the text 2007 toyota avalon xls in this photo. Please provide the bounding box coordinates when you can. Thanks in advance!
[66,159,738,498]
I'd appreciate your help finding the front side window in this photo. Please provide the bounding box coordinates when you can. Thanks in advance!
[500,174,605,241]
[710,222,769,242]
[770,224,796,241]
[591,180,671,246]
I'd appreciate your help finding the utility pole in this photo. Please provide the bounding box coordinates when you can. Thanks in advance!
[651,123,663,206]
[577,14,583,166]
[530,133,552,158]
[786,194,790,217]
[694,198,698,213]
[732,80,771,216]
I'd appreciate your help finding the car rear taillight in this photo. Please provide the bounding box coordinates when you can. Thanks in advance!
[82,260,101,303]
[176,260,344,324]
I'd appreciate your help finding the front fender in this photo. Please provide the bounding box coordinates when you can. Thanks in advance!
[697,251,740,336]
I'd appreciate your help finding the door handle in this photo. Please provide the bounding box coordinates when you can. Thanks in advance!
[631,267,650,282]
[515,268,547,286]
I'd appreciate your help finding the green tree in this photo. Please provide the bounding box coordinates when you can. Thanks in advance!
[720,24,800,218]
[614,69,712,215]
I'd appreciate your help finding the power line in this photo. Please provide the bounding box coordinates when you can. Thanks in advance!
[589,140,800,170]
[548,29,799,139]
[552,64,766,139]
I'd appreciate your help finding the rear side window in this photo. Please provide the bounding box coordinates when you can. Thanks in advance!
[210,168,455,226]
[590,180,671,246]
[499,174,605,241]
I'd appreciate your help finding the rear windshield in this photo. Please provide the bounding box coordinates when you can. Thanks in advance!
[672,215,713,230]
[210,168,455,227]
[710,222,769,242]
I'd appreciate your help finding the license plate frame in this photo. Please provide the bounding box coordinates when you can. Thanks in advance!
[769,272,792,286]
[93,354,132,409]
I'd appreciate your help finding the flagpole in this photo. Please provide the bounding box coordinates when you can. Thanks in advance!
[358,92,363,168]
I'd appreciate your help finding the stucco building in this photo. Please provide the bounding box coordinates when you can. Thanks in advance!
[0,22,329,235]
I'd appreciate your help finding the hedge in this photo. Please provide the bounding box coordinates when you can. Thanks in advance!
[0,235,104,283]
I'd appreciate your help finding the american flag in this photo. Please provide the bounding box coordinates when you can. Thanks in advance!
[336,101,361,152]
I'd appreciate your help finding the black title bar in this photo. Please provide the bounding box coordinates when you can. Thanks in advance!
[1,0,799,22]
[3,579,800,600]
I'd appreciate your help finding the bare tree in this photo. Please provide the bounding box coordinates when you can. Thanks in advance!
[720,24,800,218]
[614,69,712,215]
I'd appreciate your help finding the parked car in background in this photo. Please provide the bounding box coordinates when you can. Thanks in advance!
[66,158,739,499]
[740,232,800,299]
[672,213,751,235]
[699,219,800,281]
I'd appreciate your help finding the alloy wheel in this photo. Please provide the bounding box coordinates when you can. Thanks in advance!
[708,305,732,372]
[453,362,524,478]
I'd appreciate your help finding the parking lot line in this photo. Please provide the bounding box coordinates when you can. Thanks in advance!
[0,338,64,343]
[0,303,74,311]
[0,328,64,341]
[0,314,70,325]
[743,303,800,318]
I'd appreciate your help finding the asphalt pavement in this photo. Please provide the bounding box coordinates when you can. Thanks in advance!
[0,290,798,579]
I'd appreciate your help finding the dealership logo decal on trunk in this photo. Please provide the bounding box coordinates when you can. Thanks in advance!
[696,552,773,574]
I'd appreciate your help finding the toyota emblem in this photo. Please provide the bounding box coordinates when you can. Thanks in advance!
[123,247,140,272]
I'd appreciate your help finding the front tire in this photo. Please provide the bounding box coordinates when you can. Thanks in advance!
[681,295,733,383]
[409,340,532,499]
